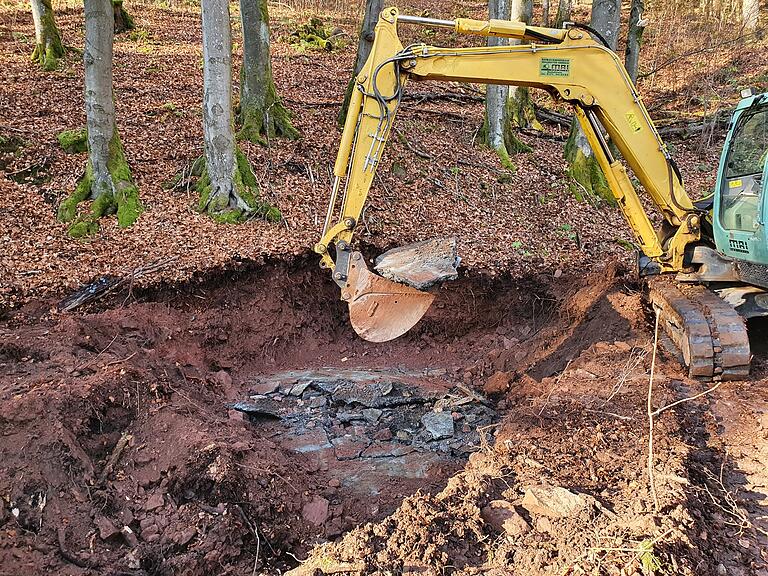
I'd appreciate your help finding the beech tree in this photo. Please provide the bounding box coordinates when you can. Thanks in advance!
[58,0,141,236]
[338,0,384,125]
[743,0,759,31]
[199,0,280,222]
[563,0,621,203]
[483,0,538,168]
[30,0,65,71]
[554,0,572,28]
[237,0,298,144]
[113,0,135,33]
[624,0,646,83]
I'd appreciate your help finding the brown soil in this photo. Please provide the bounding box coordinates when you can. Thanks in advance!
[2,257,767,575]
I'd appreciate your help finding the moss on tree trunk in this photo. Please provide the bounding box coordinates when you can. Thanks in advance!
[237,80,298,145]
[197,147,281,223]
[58,131,142,237]
[112,0,135,33]
[237,0,298,145]
[563,121,614,205]
[31,0,65,71]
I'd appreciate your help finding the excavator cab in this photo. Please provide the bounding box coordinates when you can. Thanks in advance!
[713,92,768,270]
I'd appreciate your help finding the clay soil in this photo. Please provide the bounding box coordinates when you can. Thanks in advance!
[2,0,768,574]
[1,258,767,575]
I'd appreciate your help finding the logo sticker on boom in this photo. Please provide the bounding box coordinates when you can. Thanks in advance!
[625,111,643,132]
[540,58,570,77]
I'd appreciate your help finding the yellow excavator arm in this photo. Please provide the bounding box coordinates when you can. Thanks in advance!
[315,7,705,342]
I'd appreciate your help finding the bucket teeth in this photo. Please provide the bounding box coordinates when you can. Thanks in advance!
[649,280,751,381]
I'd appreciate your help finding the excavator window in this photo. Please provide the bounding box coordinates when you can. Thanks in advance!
[720,106,768,232]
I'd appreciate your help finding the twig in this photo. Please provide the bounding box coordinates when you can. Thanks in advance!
[98,432,132,484]
[103,352,138,367]
[75,333,119,372]
[651,381,722,417]
[235,505,261,575]
[647,309,661,512]
[394,128,433,159]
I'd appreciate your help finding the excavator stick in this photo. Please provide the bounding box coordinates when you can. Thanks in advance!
[342,251,435,343]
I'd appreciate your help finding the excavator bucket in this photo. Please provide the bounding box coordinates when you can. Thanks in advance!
[343,252,434,343]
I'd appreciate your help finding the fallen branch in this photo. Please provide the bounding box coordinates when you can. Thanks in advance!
[403,91,484,104]
[57,256,179,312]
[394,128,433,160]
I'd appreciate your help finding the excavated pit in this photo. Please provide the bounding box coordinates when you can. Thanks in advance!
[3,258,768,574]
[0,255,671,574]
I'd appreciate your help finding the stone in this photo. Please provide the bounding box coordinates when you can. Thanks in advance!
[480,501,531,537]
[374,428,393,441]
[362,408,383,423]
[95,515,119,540]
[175,527,197,546]
[121,526,139,548]
[484,371,510,395]
[535,516,553,534]
[521,485,593,519]
[144,493,164,512]
[251,381,280,395]
[374,237,460,290]
[214,370,232,389]
[332,436,368,460]
[290,382,312,396]
[302,496,330,525]
[421,411,454,440]
[308,396,327,408]
[614,341,632,352]
[328,478,341,488]
[396,430,410,441]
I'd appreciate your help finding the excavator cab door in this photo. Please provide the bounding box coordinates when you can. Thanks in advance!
[713,94,768,273]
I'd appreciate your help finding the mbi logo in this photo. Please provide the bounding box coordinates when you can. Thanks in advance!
[729,238,750,254]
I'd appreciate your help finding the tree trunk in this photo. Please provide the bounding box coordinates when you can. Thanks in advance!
[237,0,298,144]
[589,0,621,50]
[562,0,619,203]
[742,0,759,31]
[542,0,550,26]
[30,0,64,71]
[507,0,540,137]
[624,0,645,83]
[57,0,141,237]
[483,0,515,168]
[338,0,384,125]
[554,0,571,28]
[113,0,135,33]
[200,0,280,222]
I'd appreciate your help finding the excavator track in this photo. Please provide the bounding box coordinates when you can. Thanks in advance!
[648,279,751,380]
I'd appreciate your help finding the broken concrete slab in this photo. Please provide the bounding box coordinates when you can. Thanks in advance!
[521,485,594,519]
[421,411,454,440]
[374,237,460,290]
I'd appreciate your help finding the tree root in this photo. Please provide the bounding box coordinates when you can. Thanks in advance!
[196,148,281,223]
[57,132,142,237]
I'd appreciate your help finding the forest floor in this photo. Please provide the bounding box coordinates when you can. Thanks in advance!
[2,0,768,574]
